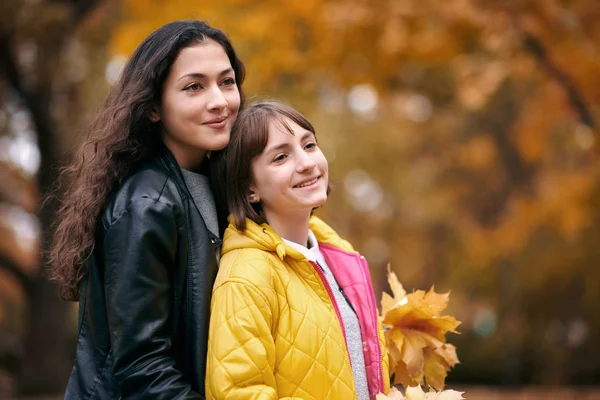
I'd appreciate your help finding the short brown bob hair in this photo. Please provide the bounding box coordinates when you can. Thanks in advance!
[227,101,320,231]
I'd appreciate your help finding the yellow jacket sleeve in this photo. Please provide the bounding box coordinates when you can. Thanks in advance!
[206,279,302,400]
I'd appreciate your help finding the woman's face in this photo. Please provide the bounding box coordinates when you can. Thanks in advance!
[250,116,329,223]
[154,39,240,170]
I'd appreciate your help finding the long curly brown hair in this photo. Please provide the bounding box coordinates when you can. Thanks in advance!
[48,20,245,301]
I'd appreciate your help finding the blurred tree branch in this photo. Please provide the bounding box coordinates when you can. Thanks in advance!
[521,32,596,132]
[1,0,104,189]
[0,0,104,395]
[0,35,56,191]
[501,3,597,133]
[0,253,31,293]
[72,0,103,20]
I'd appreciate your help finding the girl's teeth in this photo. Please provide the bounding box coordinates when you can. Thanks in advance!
[297,178,317,188]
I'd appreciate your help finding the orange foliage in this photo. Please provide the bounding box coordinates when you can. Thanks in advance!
[110,0,600,383]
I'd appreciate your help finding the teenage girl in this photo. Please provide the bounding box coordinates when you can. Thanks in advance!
[206,101,389,399]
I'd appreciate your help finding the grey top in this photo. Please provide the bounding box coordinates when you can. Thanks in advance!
[283,230,370,400]
[180,168,219,238]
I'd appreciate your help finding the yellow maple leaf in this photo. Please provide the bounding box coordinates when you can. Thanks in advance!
[377,386,465,400]
[376,387,405,400]
[406,385,466,400]
[382,266,461,390]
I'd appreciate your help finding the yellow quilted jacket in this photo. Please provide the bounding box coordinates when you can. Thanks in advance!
[206,216,390,399]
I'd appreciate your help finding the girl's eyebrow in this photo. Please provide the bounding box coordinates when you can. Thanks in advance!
[177,68,233,81]
[263,130,315,154]
[264,142,289,155]
[300,131,314,141]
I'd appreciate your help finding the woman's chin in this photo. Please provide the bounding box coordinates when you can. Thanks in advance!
[208,141,230,152]
[206,133,232,152]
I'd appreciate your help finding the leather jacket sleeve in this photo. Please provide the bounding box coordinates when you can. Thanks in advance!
[103,197,203,399]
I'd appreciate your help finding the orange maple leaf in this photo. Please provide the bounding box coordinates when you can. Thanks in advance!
[382,266,461,390]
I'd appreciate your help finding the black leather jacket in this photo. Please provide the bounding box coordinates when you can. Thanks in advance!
[65,148,220,399]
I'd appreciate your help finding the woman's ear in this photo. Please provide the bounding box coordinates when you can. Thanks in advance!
[149,107,161,123]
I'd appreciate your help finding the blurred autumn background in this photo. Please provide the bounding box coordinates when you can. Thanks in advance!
[2,0,600,398]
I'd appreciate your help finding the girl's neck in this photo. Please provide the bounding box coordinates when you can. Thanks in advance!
[265,210,311,246]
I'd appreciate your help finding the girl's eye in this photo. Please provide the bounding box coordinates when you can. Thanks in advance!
[222,77,236,86]
[184,83,202,91]
[305,142,317,150]
[273,154,288,163]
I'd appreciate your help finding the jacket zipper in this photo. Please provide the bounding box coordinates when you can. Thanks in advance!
[309,261,354,373]
[338,286,356,315]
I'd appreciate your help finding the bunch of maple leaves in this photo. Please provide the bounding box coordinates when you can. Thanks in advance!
[377,267,464,399]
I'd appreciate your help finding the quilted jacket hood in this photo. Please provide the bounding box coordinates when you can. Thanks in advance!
[221,215,354,261]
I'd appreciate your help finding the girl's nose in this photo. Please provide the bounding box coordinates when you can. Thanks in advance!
[296,151,317,172]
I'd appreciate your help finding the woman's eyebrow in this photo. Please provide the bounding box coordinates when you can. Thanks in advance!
[177,68,233,81]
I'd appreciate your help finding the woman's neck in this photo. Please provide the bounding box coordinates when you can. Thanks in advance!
[161,134,206,171]
[265,210,311,246]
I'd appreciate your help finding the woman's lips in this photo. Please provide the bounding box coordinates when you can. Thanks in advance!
[203,116,228,129]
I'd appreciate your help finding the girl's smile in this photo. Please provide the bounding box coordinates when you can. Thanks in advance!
[293,175,322,188]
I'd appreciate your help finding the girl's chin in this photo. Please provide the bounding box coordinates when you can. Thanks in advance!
[307,197,328,210]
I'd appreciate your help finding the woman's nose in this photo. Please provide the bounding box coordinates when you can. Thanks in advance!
[207,86,228,111]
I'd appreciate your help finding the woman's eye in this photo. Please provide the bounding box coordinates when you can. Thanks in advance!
[305,142,317,149]
[184,83,202,91]
[222,77,236,86]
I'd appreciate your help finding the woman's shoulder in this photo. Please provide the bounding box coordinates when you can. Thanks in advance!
[102,162,183,225]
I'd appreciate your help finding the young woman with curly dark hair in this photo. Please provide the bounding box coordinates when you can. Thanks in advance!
[48,20,245,399]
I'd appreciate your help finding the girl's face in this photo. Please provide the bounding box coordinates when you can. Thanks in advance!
[250,116,329,223]
[154,39,240,169]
